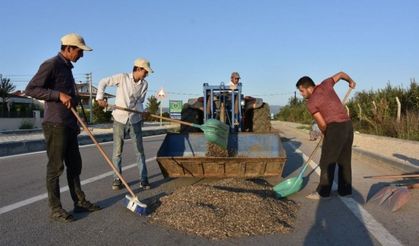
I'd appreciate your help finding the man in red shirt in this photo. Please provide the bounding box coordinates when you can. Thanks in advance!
[296,72,356,199]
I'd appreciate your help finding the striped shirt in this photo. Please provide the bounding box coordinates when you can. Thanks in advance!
[307,77,350,124]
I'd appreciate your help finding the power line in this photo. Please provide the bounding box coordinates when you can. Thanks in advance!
[3,73,295,98]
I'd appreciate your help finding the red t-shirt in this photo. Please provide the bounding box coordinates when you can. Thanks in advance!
[306,77,350,124]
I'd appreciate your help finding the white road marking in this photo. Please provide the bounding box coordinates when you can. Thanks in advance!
[0,157,156,215]
[0,134,166,160]
[287,142,403,246]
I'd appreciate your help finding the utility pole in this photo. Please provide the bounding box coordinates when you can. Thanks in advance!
[86,73,93,124]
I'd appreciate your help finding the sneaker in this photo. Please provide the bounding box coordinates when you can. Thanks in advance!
[112,178,123,190]
[50,208,75,223]
[139,180,151,190]
[305,191,331,200]
[74,200,101,213]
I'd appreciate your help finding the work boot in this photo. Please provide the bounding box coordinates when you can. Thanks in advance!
[112,178,123,190]
[73,200,101,213]
[50,208,75,223]
[139,180,151,190]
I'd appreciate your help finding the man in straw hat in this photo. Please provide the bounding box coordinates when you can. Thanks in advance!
[96,58,153,191]
[25,33,101,223]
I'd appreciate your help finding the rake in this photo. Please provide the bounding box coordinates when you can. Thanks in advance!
[112,105,230,149]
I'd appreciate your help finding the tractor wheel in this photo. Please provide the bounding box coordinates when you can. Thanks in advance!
[244,103,271,133]
[180,105,204,133]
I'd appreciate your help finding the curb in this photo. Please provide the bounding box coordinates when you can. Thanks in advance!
[0,127,175,157]
[272,121,419,173]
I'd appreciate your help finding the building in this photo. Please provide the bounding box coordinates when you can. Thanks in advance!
[75,82,115,108]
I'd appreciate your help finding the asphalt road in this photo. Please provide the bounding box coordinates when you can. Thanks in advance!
[0,131,418,246]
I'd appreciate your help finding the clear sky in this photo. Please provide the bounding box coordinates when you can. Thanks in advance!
[1,0,418,107]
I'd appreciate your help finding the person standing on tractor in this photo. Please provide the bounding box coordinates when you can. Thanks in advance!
[229,72,241,125]
[296,72,356,200]
[96,58,153,190]
[229,72,241,90]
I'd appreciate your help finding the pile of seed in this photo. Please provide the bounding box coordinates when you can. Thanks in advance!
[206,142,230,157]
[148,178,299,240]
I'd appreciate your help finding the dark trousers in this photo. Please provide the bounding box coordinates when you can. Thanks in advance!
[43,123,86,211]
[317,121,354,197]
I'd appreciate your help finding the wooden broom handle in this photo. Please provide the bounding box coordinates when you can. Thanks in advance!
[364,174,419,179]
[342,87,353,104]
[70,108,137,198]
[112,105,195,127]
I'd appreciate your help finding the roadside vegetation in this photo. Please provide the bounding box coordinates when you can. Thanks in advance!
[275,80,419,141]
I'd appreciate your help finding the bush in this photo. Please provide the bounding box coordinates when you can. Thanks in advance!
[19,120,34,129]
[92,102,112,123]
[278,80,419,141]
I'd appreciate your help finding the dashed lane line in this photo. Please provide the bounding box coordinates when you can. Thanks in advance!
[0,157,156,215]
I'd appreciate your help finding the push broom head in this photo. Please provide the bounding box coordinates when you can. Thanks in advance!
[122,195,147,215]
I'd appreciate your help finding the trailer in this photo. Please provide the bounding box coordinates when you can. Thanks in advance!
[157,132,286,178]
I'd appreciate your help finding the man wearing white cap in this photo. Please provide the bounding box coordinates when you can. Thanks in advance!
[96,58,153,190]
[25,33,101,223]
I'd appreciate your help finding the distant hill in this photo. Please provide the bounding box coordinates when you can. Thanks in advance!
[269,105,282,115]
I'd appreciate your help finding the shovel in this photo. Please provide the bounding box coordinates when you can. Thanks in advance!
[112,105,230,149]
[368,183,419,212]
[274,136,323,198]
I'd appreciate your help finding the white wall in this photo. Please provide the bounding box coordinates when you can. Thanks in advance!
[0,117,43,131]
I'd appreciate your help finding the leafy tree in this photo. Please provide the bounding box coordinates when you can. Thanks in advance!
[145,95,160,121]
[276,97,311,123]
[92,101,112,123]
[0,77,16,115]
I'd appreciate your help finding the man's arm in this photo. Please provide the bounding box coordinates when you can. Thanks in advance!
[25,61,59,101]
[332,71,356,89]
[25,61,73,109]
[96,74,122,107]
[312,112,327,133]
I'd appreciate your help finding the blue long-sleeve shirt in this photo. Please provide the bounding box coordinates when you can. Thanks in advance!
[25,53,79,129]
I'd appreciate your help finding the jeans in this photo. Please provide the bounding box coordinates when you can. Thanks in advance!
[317,120,354,197]
[43,122,86,211]
[112,120,148,181]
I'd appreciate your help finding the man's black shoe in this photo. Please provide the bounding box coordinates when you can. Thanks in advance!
[50,208,75,223]
[112,178,123,190]
[139,180,151,190]
[74,200,101,213]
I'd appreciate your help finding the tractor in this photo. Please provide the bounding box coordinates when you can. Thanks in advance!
[156,82,286,178]
[180,82,272,133]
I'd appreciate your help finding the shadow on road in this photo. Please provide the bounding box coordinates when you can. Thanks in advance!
[393,153,419,166]
[281,138,303,177]
[304,188,374,246]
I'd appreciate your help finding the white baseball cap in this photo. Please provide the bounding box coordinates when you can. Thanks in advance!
[60,33,92,51]
[134,58,154,73]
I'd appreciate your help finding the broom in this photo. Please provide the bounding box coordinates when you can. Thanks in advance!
[70,108,147,215]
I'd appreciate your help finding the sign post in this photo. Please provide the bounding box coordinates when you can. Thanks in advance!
[169,100,183,119]
[156,88,167,126]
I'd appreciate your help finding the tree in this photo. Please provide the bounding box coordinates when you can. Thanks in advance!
[145,95,160,121]
[92,101,112,123]
[0,77,16,116]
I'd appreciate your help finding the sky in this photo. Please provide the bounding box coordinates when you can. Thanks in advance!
[1,0,418,107]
